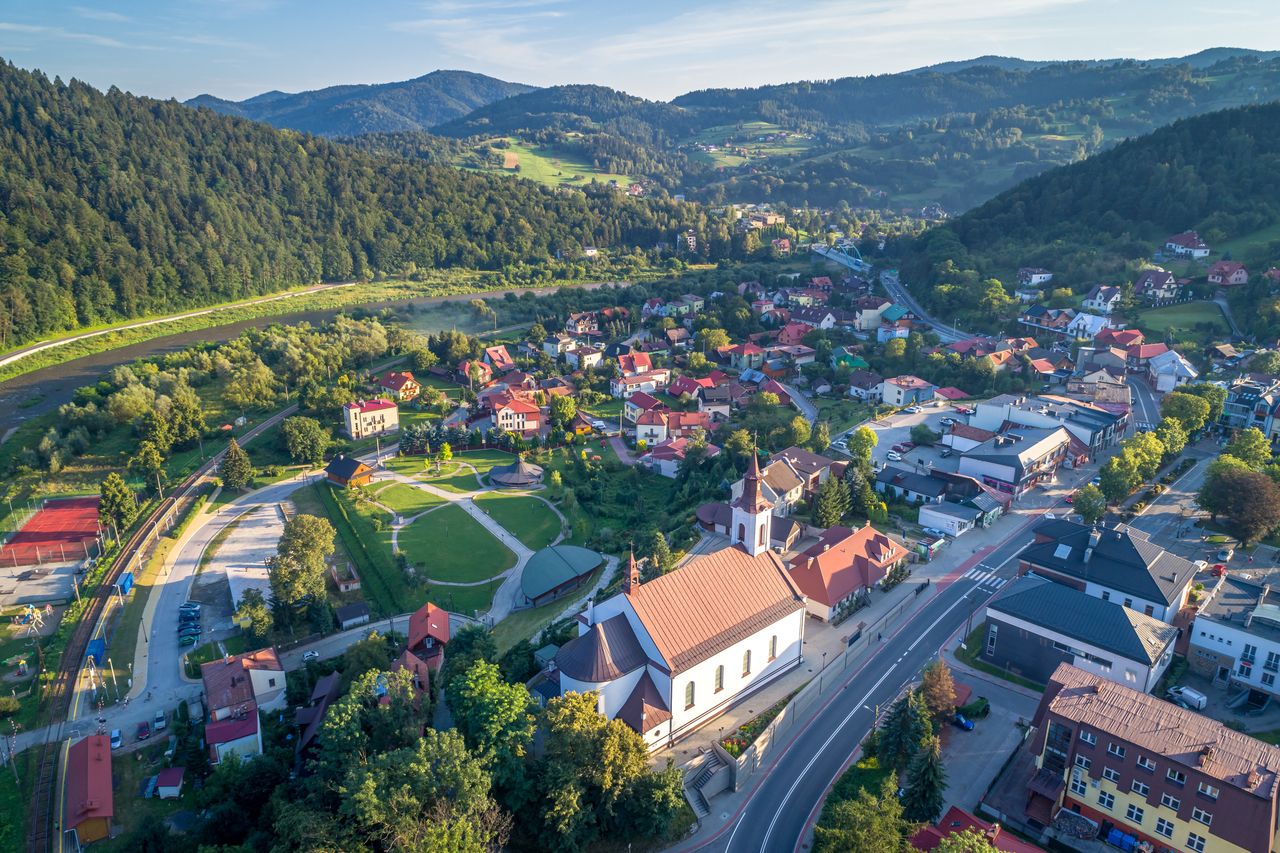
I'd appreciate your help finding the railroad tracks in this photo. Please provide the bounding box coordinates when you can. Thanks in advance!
[25,405,295,852]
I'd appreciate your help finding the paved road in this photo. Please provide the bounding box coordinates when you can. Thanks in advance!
[1127,376,1162,432]
[682,497,1075,853]
[879,270,968,343]
[776,381,816,424]
[1213,294,1245,339]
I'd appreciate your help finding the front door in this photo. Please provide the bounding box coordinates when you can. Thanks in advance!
[1218,666,1231,682]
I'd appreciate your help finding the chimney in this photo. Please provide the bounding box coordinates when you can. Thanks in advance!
[1198,746,1214,766]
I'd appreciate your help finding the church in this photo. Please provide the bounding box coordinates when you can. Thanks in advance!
[553,453,807,748]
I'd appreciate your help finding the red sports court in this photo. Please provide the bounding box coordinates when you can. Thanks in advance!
[0,496,101,567]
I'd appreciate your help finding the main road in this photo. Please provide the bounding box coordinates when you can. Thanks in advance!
[683,499,1069,853]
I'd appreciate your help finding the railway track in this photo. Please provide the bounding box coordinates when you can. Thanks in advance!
[24,405,296,852]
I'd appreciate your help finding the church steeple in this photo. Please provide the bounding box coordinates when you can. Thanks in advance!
[623,548,640,595]
[731,450,773,556]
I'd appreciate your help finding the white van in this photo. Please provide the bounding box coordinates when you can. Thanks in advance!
[1168,686,1208,710]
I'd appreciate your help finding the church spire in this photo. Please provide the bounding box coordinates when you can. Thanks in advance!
[623,548,640,595]
[732,449,773,514]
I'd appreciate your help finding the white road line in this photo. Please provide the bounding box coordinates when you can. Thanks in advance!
[986,577,1007,589]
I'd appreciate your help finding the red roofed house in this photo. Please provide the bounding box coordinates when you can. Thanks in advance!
[610,369,671,398]
[618,352,653,377]
[624,391,664,424]
[408,601,451,669]
[641,437,721,478]
[727,342,766,371]
[64,735,113,844]
[881,375,937,407]
[494,398,543,438]
[1208,260,1249,286]
[776,322,811,347]
[788,523,909,621]
[483,344,516,373]
[1165,230,1209,258]
[934,386,970,402]
[343,398,399,439]
[202,647,286,721]
[458,359,494,389]
[377,370,421,401]
[636,410,714,445]
[760,379,792,406]
[206,713,262,765]
[1094,327,1144,349]
[1126,342,1170,370]
[911,806,1045,852]
[156,766,185,800]
[668,374,713,398]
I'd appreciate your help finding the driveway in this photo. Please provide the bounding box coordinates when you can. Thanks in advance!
[939,672,1041,815]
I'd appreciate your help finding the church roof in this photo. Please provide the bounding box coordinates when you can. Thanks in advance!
[618,671,672,734]
[555,614,649,682]
[628,547,804,673]
[731,452,773,514]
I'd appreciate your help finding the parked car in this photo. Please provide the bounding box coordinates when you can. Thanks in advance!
[1167,686,1208,710]
[178,634,198,647]
[954,406,974,415]
[136,721,151,741]
[940,417,957,426]
[154,710,166,732]
[1065,493,1074,504]
[886,450,903,462]
[904,405,922,414]
[951,713,975,731]
[302,651,320,663]
[1218,547,1235,562]
[921,527,948,539]
[179,613,200,623]
[178,629,201,641]
[110,729,122,750]
[1089,476,1102,486]
[179,602,200,613]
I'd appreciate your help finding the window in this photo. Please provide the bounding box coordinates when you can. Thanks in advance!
[1155,818,1175,838]
[759,525,766,546]
[1102,767,1121,783]
[742,650,752,676]
[1101,591,1111,601]
[737,523,745,543]
[1125,804,1144,824]
[1144,604,1155,616]
[684,681,695,709]
[1187,833,1206,852]
[769,635,778,661]
[1079,730,1097,746]
[1070,776,1088,796]
[1131,780,1149,796]
[1123,598,1133,608]
[1191,807,1212,826]
[1198,782,1219,800]
[1239,661,1253,679]
[1168,769,1186,786]
[1137,755,1156,772]
[1107,743,1126,759]
[1267,651,1280,672]
[986,624,998,656]
[1160,793,1180,810]
[1075,755,1092,771]
[1243,643,1258,664]
[714,666,724,693]
[1098,791,1115,810]
[1265,672,1276,687]
[268,678,276,688]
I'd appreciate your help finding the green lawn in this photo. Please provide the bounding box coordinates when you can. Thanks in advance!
[371,482,443,517]
[1215,220,1280,261]
[456,449,518,474]
[1137,301,1229,340]
[397,504,516,583]
[429,580,505,617]
[474,493,562,550]
[813,398,876,435]
[425,470,484,493]
[477,136,634,188]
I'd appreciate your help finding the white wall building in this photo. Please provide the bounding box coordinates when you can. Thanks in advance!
[343,399,399,440]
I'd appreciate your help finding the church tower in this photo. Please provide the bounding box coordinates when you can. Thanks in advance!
[731,452,773,557]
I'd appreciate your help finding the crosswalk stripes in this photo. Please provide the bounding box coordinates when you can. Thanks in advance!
[961,566,1008,590]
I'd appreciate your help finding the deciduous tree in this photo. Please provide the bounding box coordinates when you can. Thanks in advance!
[1160,391,1211,433]
[235,588,272,643]
[848,426,878,469]
[281,415,329,466]
[447,660,537,791]
[99,472,137,535]
[920,659,957,720]
[1226,427,1273,469]
[1154,417,1187,457]
[1073,484,1107,524]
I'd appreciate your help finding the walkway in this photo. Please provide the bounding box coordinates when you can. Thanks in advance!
[1214,293,1245,339]
[777,381,816,423]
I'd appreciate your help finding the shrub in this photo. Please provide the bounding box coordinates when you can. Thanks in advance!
[0,696,20,717]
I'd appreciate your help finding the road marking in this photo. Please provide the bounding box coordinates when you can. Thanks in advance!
[762,590,975,851]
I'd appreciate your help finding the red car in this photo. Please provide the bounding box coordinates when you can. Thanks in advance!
[136,721,151,741]
[1065,493,1074,504]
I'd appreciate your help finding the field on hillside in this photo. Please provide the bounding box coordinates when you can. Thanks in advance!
[1137,301,1230,344]
[472,137,634,188]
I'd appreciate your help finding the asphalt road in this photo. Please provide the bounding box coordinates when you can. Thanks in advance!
[695,510,1056,853]
[1127,376,1162,431]
[878,270,967,343]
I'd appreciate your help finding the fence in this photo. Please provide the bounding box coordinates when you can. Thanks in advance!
[719,581,933,791]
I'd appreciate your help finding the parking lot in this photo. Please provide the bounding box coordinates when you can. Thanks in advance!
[940,672,1041,815]
[856,403,964,474]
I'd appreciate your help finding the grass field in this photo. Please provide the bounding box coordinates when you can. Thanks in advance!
[1215,220,1280,262]
[370,482,443,517]
[478,137,633,188]
[1137,301,1229,342]
[812,398,876,435]
[474,493,562,551]
[397,504,516,583]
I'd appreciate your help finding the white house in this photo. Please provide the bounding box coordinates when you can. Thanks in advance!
[1063,312,1115,340]
[729,459,805,516]
[918,502,982,537]
[1190,576,1280,701]
[1147,348,1198,393]
[1165,230,1210,259]
[610,369,671,399]
[553,455,806,749]
[1081,284,1122,314]
[880,375,936,407]
[343,399,399,440]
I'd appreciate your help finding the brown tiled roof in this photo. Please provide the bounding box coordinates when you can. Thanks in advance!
[407,602,450,652]
[1044,663,1280,796]
[788,524,908,607]
[555,614,649,682]
[949,423,996,442]
[628,546,804,673]
[618,670,672,734]
[201,647,281,712]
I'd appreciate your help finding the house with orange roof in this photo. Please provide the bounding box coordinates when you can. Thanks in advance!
[377,370,421,401]
[640,436,722,478]
[788,523,909,622]
[201,647,286,721]
[408,601,450,668]
[483,344,516,374]
[911,806,1045,852]
[64,735,113,844]
[343,398,399,440]
[1208,260,1249,286]
[618,351,653,377]
[493,397,542,438]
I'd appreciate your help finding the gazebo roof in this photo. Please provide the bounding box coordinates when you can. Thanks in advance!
[489,458,544,486]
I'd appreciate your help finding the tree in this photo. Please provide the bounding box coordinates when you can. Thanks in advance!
[788,415,811,448]
[1127,431,1165,481]
[811,421,831,453]
[1160,390,1211,433]
[814,475,846,528]
[933,829,999,852]
[813,775,912,853]
[448,660,537,791]
[168,381,206,447]
[549,394,578,429]
[410,347,438,373]
[281,415,328,466]
[848,426,878,468]
[697,327,731,351]
[1183,382,1227,424]
[437,441,453,472]
[220,438,252,489]
[877,690,928,774]
[902,730,948,823]
[1216,469,1280,545]
[342,631,393,689]
[1098,451,1139,503]
[439,625,498,695]
[225,358,278,410]
[235,588,272,643]
[269,514,335,615]
[1226,427,1273,469]
[1073,484,1107,524]
[1154,417,1187,457]
[129,440,167,491]
[1198,455,1255,519]
[527,322,547,345]
[648,530,674,573]
[99,472,137,536]
[910,424,939,446]
[920,659,957,720]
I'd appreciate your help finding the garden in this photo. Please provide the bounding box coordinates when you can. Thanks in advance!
[719,693,796,758]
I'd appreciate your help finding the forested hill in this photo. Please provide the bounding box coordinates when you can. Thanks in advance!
[0,60,702,349]
[184,70,536,136]
[900,101,1280,321]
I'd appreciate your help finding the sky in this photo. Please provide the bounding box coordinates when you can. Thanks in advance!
[1,0,1278,102]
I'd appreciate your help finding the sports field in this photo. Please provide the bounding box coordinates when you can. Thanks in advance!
[0,496,100,566]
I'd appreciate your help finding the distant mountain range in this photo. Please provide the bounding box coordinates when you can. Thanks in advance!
[185,70,536,137]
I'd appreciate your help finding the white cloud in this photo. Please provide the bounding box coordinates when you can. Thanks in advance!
[0,21,131,49]
[73,6,132,23]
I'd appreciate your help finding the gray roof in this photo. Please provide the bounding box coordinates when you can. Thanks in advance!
[1018,520,1197,606]
[989,574,1178,665]
[962,426,1070,471]
[1197,575,1280,644]
[875,465,947,497]
[924,502,982,521]
[965,492,1002,514]
[555,614,649,682]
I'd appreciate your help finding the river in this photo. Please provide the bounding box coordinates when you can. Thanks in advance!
[0,281,616,436]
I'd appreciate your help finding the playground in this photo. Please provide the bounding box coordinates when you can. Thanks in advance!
[0,496,101,569]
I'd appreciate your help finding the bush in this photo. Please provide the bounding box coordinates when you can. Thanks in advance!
[0,696,20,717]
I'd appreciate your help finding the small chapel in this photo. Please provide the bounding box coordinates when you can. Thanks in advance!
[553,453,807,748]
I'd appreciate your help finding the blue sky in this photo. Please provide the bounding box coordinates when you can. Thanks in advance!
[1,1,1278,102]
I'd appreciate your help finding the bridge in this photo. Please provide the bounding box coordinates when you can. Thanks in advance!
[810,242,873,275]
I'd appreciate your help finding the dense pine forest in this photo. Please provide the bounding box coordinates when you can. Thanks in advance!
[0,61,706,349]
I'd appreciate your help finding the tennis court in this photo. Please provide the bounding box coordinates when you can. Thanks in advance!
[0,496,101,567]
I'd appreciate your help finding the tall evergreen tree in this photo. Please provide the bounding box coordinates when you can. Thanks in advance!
[902,730,948,823]
[814,475,845,528]
[220,438,253,489]
[877,690,929,774]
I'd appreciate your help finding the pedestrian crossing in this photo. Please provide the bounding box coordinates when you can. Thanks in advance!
[962,566,1007,589]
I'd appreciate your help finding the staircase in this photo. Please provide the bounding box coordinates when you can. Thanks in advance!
[684,749,725,819]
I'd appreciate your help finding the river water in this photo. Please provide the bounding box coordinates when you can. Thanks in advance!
[0,281,615,435]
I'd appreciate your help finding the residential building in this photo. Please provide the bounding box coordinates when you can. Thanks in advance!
[787,523,910,622]
[918,501,983,537]
[846,369,884,401]
[1015,286,1044,303]
[1067,368,1132,406]
[881,375,937,407]
[1095,327,1145,349]
[911,806,1045,852]
[483,345,517,374]
[791,307,837,330]
[1165,230,1210,258]
[552,463,806,748]
[729,459,806,516]
[457,359,494,388]
[1135,268,1180,302]
[1019,305,1076,335]
[544,334,576,357]
[943,423,997,453]
[666,327,691,349]
[343,398,399,440]
[641,437,721,478]
[493,398,543,438]
[377,370,421,401]
[1127,343,1171,371]
[851,295,892,331]
[565,345,602,371]
[618,352,654,377]
[202,647,287,721]
[635,409,713,445]
[156,767,185,800]
[65,735,113,844]
[1189,574,1280,701]
[624,391,664,424]
[407,601,450,669]
[772,445,841,498]
[610,369,671,398]
[1208,260,1249,286]
[1082,285,1123,314]
[1220,377,1280,438]
[1147,349,1198,393]
[206,713,263,765]
[726,342,767,370]
[875,466,948,504]
[957,426,1071,498]
[1015,520,1197,622]
[1018,267,1054,287]
[324,455,374,489]
[980,574,1177,691]
[565,311,599,336]
[969,394,1127,452]
[1023,663,1280,853]
[1064,312,1116,340]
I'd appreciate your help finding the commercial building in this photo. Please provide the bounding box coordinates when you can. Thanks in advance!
[1190,575,1280,702]
[957,426,1071,498]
